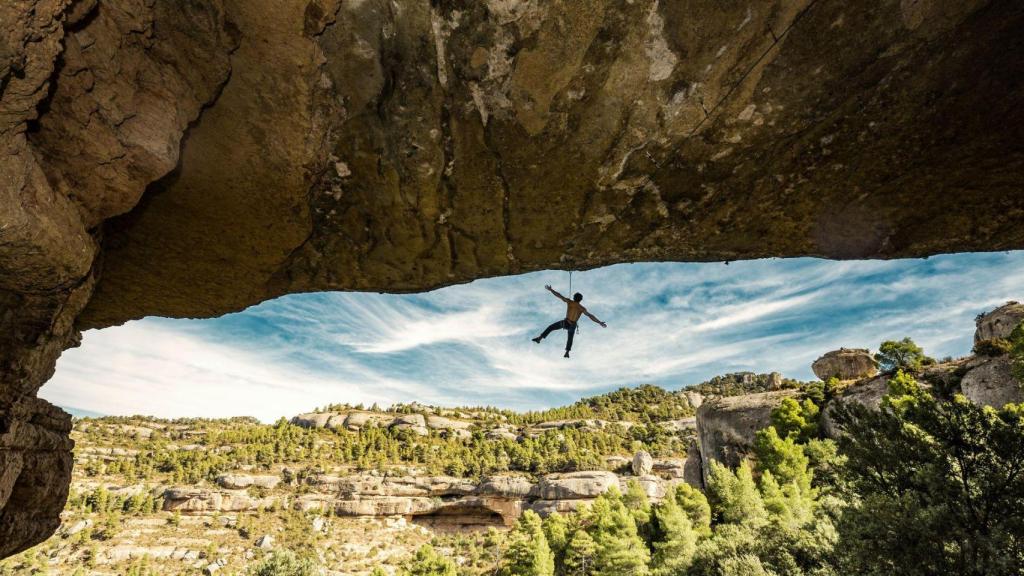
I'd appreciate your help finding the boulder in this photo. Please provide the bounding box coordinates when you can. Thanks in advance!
[485,426,520,441]
[812,348,878,381]
[604,455,631,470]
[528,499,592,517]
[343,412,394,431]
[390,414,429,436]
[975,302,1024,343]
[632,451,654,476]
[290,413,332,429]
[960,356,1024,408]
[696,389,800,476]
[535,471,619,500]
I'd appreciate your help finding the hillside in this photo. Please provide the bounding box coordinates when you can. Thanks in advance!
[0,386,702,575]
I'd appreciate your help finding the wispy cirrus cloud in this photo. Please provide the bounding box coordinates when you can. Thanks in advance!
[40,252,1024,421]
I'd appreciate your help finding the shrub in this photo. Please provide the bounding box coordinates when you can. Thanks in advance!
[248,549,320,576]
[874,338,927,373]
[973,338,1013,357]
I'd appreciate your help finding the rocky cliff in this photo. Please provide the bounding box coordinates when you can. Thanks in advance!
[3,0,1024,556]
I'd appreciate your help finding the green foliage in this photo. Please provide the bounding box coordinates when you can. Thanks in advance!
[833,381,1024,575]
[706,461,766,525]
[670,483,711,537]
[1011,323,1024,382]
[563,529,597,576]
[874,337,927,373]
[753,426,813,496]
[402,545,458,576]
[769,397,820,441]
[247,549,319,576]
[973,337,1013,357]
[688,373,804,397]
[651,494,698,575]
[500,510,555,576]
[587,488,650,575]
[542,513,569,568]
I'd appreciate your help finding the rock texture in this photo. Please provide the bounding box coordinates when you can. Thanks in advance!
[812,348,878,381]
[960,356,1024,408]
[696,389,799,478]
[975,301,1024,343]
[3,0,1024,555]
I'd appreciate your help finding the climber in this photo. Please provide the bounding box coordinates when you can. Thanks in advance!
[532,284,607,358]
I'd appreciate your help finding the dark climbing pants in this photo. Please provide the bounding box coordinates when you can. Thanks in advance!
[541,319,577,351]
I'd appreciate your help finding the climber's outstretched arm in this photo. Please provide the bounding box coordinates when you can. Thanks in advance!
[584,310,607,328]
[545,284,570,303]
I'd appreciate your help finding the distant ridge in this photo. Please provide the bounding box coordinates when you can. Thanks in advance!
[61,406,105,419]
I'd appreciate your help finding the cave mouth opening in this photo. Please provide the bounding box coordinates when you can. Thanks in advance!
[410,505,509,532]
[38,252,1024,422]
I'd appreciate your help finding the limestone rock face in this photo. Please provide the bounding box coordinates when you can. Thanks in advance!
[4,0,1024,555]
[975,302,1024,343]
[960,356,1024,408]
[812,349,878,381]
[534,471,620,500]
[216,474,281,490]
[696,390,799,476]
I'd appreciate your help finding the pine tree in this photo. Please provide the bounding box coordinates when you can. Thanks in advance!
[564,529,598,576]
[671,483,712,537]
[542,512,570,566]
[589,489,650,575]
[500,510,555,576]
[706,460,766,525]
[651,495,698,575]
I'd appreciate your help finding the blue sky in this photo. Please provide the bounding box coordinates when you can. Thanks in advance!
[42,252,1024,422]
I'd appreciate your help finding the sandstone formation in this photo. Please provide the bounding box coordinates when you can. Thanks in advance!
[959,356,1024,408]
[812,348,878,381]
[974,301,1024,343]
[3,0,1024,555]
[695,389,799,478]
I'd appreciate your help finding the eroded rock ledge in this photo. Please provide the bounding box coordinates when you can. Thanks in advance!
[2,0,1024,558]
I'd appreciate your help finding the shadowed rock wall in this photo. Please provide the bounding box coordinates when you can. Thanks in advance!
[2,0,1024,557]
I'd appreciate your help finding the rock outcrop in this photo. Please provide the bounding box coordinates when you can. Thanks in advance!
[695,390,799,477]
[960,356,1024,408]
[812,349,878,381]
[4,0,1024,555]
[974,302,1024,343]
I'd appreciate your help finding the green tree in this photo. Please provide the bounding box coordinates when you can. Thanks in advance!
[651,495,698,575]
[542,513,569,566]
[564,529,598,576]
[670,483,712,537]
[769,397,819,441]
[588,488,650,575]
[753,426,813,495]
[402,545,458,576]
[875,337,926,373]
[833,377,1024,576]
[500,510,555,576]
[706,461,766,525]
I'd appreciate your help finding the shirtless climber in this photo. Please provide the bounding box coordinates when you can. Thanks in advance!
[532,285,607,358]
